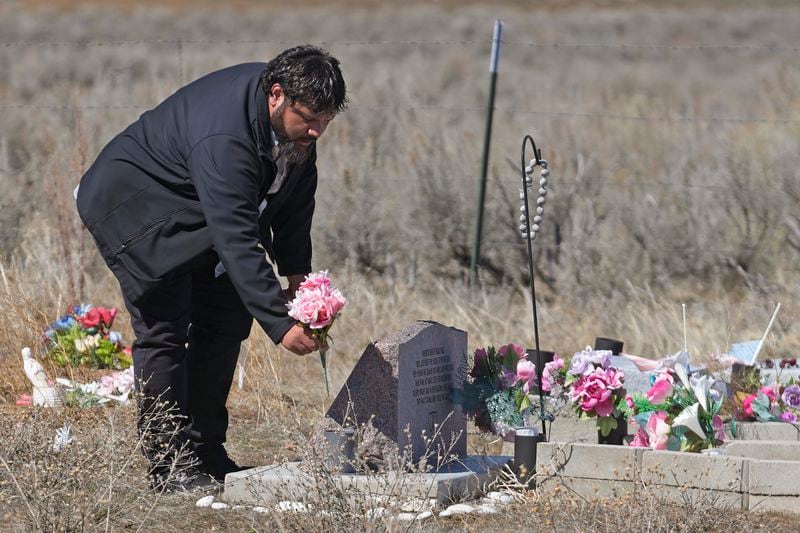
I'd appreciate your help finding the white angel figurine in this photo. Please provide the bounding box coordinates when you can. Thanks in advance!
[22,347,64,407]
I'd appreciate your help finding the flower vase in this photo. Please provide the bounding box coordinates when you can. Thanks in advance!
[597,412,628,445]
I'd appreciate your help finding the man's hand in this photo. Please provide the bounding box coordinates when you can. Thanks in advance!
[283,273,307,301]
[280,323,322,356]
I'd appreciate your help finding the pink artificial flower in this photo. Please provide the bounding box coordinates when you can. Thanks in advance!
[516,360,537,394]
[780,411,798,423]
[298,270,332,292]
[760,385,777,404]
[742,394,758,417]
[497,343,525,360]
[629,427,650,448]
[646,377,674,404]
[287,286,347,329]
[646,410,670,450]
[541,355,564,392]
[625,394,635,409]
[15,394,32,406]
[569,367,624,417]
[712,414,725,442]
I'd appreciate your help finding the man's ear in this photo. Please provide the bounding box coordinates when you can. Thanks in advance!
[269,83,284,104]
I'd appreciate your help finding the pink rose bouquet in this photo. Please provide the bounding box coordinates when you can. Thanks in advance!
[565,347,626,437]
[287,270,347,396]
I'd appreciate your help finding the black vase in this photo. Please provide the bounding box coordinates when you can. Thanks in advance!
[597,412,628,445]
[594,337,624,355]
[513,428,539,488]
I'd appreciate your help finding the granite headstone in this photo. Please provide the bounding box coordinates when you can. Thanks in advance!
[325,321,468,466]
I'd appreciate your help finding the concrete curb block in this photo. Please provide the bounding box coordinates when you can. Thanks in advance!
[535,441,800,514]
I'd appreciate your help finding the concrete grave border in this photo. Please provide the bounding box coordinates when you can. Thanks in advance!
[536,441,800,514]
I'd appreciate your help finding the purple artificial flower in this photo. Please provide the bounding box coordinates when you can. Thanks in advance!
[568,353,592,376]
[780,411,798,423]
[781,384,800,409]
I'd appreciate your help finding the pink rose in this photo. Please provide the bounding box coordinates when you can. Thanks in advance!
[629,427,650,448]
[645,411,670,450]
[541,355,564,392]
[516,360,537,394]
[625,394,635,409]
[298,270,332,292]
[287,284,347,330]
[742,394,758,417]
[569,367,624,417]
[646,378,673,404]
[760,385,777,403]
[497,343,525,360]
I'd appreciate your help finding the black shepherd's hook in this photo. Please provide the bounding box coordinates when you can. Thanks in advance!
[519,134,546,440]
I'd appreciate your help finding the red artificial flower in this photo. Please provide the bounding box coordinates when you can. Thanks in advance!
[79,307,117,329]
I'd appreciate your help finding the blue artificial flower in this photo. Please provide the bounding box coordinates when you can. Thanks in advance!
[72,303,92,317]
[109,331,122,344]
[43,327,57,340]
[53,315,77,330]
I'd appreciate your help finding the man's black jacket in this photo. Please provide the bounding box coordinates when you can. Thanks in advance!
[77,62,315,344]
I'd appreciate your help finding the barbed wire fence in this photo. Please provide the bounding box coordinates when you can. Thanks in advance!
[0,35,797,262]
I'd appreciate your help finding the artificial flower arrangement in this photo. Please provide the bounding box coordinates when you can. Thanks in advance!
[565,346,627,438]
[737,380,800,424]
[286,270,347,396]
[59,368,136,408]
[624,364,726,452]
[454,343,539,440]
[43,304,131,369]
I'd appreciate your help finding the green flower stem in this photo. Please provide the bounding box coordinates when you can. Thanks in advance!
[320,349,330,397]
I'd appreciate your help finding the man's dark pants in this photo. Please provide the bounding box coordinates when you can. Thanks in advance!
[121,251,253,478]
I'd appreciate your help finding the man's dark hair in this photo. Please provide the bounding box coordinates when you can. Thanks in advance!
[262,45,348,115]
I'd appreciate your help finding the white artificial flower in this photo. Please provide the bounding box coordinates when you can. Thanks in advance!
[52,423,72,452]
[672,402,706,440]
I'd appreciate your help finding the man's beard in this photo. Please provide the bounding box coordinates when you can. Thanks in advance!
[270,102,315,165]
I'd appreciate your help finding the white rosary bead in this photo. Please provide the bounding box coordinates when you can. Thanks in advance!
[531,224,540,233]
[525,175,532,185]
[519,214,527,223]
[539,159,548,169]
[520,205,527,213]
[540,177,548,187]
[540,168,550,178]
[519,191,526,200]
[533,215,542,223]
[538,187,547,196]
[519,224,527,232]
[536,206,544,215]
[525,165,534,175]
[537,197,546,206]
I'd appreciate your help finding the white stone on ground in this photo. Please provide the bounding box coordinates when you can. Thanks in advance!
[415,511,433,522]
[439,503,475,517]
[475,504,499,514]
[211,502,229,510]
[195,495,214,508]
[396,512,417,521]
[277,501,307,513]
[486,491,515,504]
[252,506,269,513]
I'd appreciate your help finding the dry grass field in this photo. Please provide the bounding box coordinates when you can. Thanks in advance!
[0,0,799,530]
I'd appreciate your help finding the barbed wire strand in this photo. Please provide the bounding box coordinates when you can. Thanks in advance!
[1,38,800,53]
[0,102,796,125]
